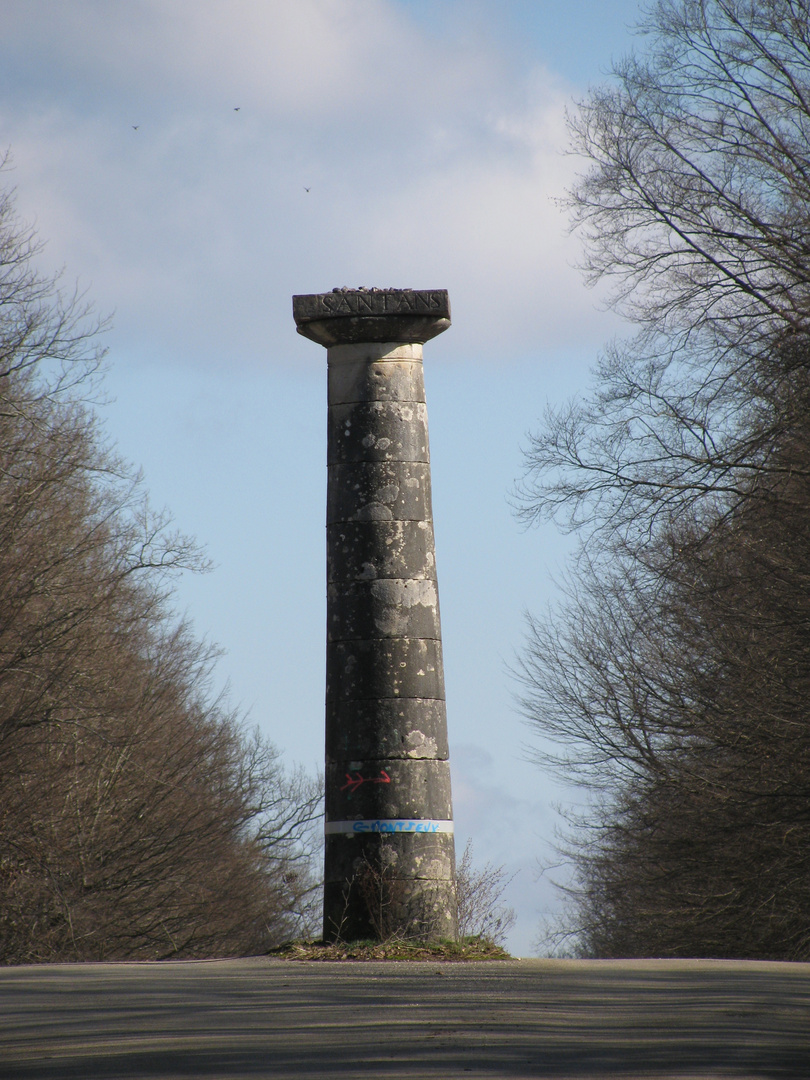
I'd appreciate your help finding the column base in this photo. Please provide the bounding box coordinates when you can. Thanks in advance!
[323,832,457,943]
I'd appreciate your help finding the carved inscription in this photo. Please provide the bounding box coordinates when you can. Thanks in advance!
[293,289,449,322]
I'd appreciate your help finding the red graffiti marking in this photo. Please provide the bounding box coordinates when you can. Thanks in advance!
[341,769,391,794]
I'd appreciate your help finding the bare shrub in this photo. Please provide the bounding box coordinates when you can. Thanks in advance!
[455,839,516,946]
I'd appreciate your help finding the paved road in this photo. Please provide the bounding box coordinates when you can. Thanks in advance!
[1,957,808,1078]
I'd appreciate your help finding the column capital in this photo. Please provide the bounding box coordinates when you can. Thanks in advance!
[293,288,450,347]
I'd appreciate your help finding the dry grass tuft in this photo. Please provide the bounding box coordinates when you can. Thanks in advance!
[269,936,512,962]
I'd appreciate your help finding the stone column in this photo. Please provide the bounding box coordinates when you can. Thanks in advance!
[293,288,456,942]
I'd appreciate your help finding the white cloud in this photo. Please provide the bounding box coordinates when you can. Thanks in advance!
[0,0,616,370]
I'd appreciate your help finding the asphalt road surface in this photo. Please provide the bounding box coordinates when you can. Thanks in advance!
[1,957,808,1078]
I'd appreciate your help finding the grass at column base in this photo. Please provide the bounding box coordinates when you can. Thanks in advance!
[269,937,512,961]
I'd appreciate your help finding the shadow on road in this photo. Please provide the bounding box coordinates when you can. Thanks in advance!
[1,957,808,1078]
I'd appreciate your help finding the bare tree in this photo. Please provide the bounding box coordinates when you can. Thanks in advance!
[0,171,321,963]
[237,728,324,940]
[519,2,810,959]
[520,0,810,549]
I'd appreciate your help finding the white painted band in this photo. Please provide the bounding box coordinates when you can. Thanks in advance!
[325,819,454,836]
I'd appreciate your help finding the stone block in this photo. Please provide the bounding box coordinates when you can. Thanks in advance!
[322,875,457,942]
[327,462,433,524]
[323,831,456,885]
[327,638,445,701]
[325,697,449,761]
[293,289,450,347]
[328,342,422,364]
[327,579,441,642]
[327,520,436,582]
[328,360,425,406]
[328,401,429,464]
[325,758,453,820]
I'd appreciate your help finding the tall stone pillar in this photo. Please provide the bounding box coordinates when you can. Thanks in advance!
[292,288,456,942]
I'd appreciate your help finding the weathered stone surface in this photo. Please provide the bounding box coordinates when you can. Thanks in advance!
[325,758,453,820]
[323,875,457,942]
[293,289,451,347]
[324,832,455,884]
[325,697,449,761]
[327,462,433,524]
[328,341,423,363]
[327,638,445,701]
[295,287,455,942]
[327,579,440,642]
[328,401,429,464]
[327,520,436,582]
[328,360,425,406]
[323,830,457,942]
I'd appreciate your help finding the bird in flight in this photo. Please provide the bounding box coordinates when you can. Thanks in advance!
[132,125,139,130]
[234,107,240,111]
[304,186,311,192]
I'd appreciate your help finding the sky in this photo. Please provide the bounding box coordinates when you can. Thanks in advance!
[0,0,645,956]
